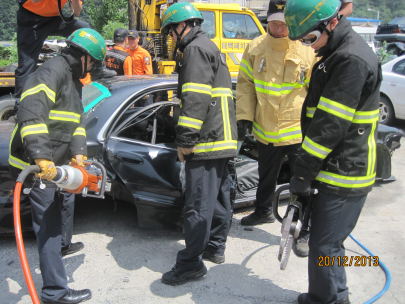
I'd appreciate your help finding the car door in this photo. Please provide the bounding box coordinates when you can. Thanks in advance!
[105,97,183,205]
[384,59,405,119]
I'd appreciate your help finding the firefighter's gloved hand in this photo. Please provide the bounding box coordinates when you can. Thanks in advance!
[177,146,196,162]
[70,155,88,167]
[35,158,57,181]
[290,175,312,197]
[237,120,253,141]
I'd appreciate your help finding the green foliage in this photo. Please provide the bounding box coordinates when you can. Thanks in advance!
[101,21,127,40]
[0,34,18,64]
[87,0,128,33]
[376,41,396,64]
[0,0,18,41]
[352,0,405,24]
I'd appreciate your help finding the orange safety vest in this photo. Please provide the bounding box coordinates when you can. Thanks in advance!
[22,0,68,17]
[126,46,153,75]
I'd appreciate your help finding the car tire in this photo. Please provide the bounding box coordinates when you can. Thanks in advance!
[379,96,395,125]
[0,95,15,121]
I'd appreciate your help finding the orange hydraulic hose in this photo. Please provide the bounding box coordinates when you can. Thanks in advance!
[13,181,40,304]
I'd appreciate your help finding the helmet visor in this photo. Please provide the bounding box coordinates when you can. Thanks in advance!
[300,30,322,46]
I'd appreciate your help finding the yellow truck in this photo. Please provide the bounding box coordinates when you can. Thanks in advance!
[133,1,266,76]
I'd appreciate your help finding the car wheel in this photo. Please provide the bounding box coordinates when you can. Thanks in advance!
[0,95,15,121]
[379,96,395,125]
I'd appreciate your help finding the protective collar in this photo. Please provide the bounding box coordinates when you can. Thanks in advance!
[317,15,350,58]
[268,34,291,51]
[60,46,86,79]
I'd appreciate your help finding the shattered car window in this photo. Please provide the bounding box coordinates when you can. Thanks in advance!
[82,82,112,115]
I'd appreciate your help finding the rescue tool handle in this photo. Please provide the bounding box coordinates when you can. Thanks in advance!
[273,184,317,223]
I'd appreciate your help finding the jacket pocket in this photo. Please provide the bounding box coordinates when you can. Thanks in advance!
[283,58,301,84]
[49,129,72,143]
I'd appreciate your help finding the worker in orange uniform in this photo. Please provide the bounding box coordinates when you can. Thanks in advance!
[105,28,133,76]
[126,30,153,75]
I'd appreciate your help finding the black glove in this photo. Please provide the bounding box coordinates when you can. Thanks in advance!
[289,175,312,197]
[237,120,253,141]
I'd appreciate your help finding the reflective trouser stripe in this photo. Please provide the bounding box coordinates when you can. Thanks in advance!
[367,121,377,176]
[240,59,253,79]
[352,110,379,123]
[302,136,332,159]
[49,110,81,123]
[305,77,310,86]
[179,99,182,108]
[182,83,212,95]
[195,140,237,153]
[21,124,48,141]
[178,116,203,130]
[21,84,56,103]
[306,107,316,118]
[9,155,30,170]
[253,123,301,143]
[73,127,86,137]
[315,171,376,188]
[318,97,355,121]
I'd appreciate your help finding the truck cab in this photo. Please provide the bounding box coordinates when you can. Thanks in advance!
[192,3,266,77]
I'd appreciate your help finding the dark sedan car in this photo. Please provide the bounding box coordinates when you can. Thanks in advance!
[0,75,402,234]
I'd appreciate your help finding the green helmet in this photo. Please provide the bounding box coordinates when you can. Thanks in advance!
[284,0,341,40]
[161,2,204,35]
[66,28,107,62]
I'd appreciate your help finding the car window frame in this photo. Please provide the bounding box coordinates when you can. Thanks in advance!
[392,59,405,76]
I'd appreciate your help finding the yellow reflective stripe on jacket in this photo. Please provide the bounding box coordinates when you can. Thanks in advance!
[20,124,48,141]
[221,97,232,140]
[240,59,253,79]
[315,171,376,188]
[302,136,332,159]
[21,84,56,103]
[212,88,233,97]
[49,110,81,124]
[318,97,355,121]
[9,155,30,170]
[306,107,316,118]
[10,124,18,151]
[73,127,86,137]
[367,121,377,176]
[352,110,379,123]
[254,80,304,96]
[178,116,203,130]
[182,83,212,95]
[253,122,301,143]
[195,140,237,153]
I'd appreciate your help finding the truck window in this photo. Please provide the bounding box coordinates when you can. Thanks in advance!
[222,13,261,40]
[201,11,215,39]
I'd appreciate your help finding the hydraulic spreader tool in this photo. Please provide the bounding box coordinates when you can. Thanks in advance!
[13,160,111,304]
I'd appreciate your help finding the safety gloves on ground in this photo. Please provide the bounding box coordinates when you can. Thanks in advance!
[237,120,253,142]
[177,147,196,162]
[70,155,87,167]
[35,158,57,181]
[289,175,312,197]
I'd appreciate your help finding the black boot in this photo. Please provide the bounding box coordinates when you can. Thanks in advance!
[240,211,275,226]
[298,293,350,304]
[202,251,225,264]
[161,265,207,285]
[293,230,310,257]
[42,288,92,303]
[62,242,84,257]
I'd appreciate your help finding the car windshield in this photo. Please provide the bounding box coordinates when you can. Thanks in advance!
[389,17,405,25]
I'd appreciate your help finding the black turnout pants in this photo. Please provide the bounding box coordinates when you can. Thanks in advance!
[307,192,367,304]
[176,158,232,270]
[15,8,90,98]
[29,185,76,301]
[255,141,300,216]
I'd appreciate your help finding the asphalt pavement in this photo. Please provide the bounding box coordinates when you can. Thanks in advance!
[1,120,405,304]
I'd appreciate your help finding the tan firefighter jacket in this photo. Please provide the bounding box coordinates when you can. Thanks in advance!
[236,33,317,146]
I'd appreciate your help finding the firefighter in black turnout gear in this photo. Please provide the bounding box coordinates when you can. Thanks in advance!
[9,29,107,304]
[285,0,382,303]
[160,2,237,285]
